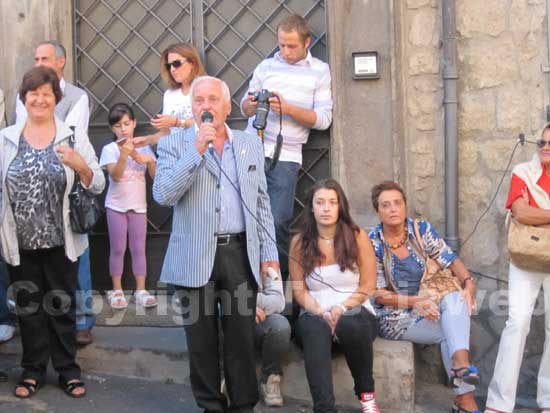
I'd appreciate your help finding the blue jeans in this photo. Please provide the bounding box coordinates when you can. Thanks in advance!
[400,291,474,396]
[0,260,15,326]
[265,160,300,280]
[254,313,291,382]
[76,248,96,331]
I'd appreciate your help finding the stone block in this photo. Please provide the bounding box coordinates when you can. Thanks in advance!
[458,140,479,177]
[407,0,432,8]
[457,0,507,38]
[459,175,493,212]
[282,339,414,413]
[414,344,447,385]
[510,0,531,42]
[410,136,435,155]
[480,138,523,171]
[412,76,441,93]
[459,35,520,90]
[496,86,529,132]
[416,114,438,131]
[408,85,439,116]
[409,8,438,47]
[409,50,440,75]
[459,90,495,133]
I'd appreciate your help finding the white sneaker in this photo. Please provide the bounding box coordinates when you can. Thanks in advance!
[0,325,15,342]
[260,374,283,407]
[360,392,380,413]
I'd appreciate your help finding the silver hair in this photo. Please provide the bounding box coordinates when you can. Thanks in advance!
[37,40,66,59]
[190,76,231,102]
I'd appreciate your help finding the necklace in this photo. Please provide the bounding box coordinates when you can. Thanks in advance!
[383,225,408,249]
[318,234,334,244]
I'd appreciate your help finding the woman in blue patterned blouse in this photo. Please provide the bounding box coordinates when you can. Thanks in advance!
[368,181,479,413]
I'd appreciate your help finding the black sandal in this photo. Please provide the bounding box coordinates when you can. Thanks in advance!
[450,365,480,387]
[59,377,86,398]
[14,379,41,399]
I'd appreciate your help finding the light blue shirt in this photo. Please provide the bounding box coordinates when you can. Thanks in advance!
[215,134,246,234]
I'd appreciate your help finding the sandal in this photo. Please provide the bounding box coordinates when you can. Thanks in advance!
[134,290,157,308]
[107,290,128,310]
[59,377,86,398]
[452,404,481,413]
[450,365,480,387]
[14,379,41,399]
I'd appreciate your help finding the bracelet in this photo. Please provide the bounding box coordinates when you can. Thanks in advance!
[174,117,179,127]
[462,276,473,288]
[335,303,347,314]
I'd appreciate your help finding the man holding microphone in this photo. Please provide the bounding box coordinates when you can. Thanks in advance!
[153,75,279,413]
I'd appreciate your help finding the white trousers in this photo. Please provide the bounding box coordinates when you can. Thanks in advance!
[485,262,550,411]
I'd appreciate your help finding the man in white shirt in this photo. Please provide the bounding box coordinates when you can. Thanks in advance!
[15,41,96,346]
[241,14,333,281]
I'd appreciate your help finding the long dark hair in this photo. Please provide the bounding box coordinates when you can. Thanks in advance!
[295,179,360,277]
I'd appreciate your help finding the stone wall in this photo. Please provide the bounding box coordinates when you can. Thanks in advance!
[401,0,548,401]
[0,0,73,124]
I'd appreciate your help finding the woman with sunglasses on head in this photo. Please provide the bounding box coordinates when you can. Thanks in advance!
[135,43,205,146]
[99,103,157,310]
[289,179,380,413]
[484,124,550,413]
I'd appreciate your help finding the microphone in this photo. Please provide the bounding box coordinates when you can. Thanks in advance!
[201,111,214,154]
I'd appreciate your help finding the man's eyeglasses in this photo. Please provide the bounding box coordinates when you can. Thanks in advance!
[165,59,188,70]
[536,139,550,148]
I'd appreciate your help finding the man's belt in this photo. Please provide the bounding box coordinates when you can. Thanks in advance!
[216,232,246,246]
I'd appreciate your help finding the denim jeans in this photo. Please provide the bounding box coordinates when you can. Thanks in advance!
[254,313,291,382]
[400,291,474,396]
[0,259,15,326]
[264,160,300,280]
[76,248,96,331]
[295,307,378,413]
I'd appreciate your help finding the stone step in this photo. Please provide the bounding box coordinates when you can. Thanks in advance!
[0,325,414,412]
[0,294,415,412]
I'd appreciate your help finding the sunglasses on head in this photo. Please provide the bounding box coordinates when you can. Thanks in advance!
[536,139,550,148]
[165,59,188,70]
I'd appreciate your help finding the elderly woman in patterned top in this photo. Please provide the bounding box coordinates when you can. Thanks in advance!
[368,181,480,413]
[0,67,104,399]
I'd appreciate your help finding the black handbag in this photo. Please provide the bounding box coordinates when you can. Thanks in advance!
[67,127,103,234]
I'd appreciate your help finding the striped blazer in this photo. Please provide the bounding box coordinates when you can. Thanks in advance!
[153,126,278,287]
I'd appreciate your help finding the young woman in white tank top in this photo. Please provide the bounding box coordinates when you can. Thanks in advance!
[290,178,380,413]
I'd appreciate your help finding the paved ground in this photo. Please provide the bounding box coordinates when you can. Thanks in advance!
[0,354,450,413]
[0,354,539,413]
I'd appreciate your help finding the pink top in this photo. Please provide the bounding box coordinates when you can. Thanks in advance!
[99,142,156,213]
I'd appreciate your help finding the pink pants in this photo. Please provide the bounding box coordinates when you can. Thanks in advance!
[106,208,147,277]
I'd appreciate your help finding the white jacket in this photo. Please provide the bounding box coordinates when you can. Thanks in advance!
[0,117,105,265]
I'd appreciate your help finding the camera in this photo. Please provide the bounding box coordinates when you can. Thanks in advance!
[248,89,274,130]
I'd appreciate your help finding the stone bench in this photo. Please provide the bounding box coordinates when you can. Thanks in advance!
[281,339,414,413]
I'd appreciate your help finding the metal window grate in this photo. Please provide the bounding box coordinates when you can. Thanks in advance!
[74,0,329,289]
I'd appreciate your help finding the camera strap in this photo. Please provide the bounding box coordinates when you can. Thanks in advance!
[266,132,283,171]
